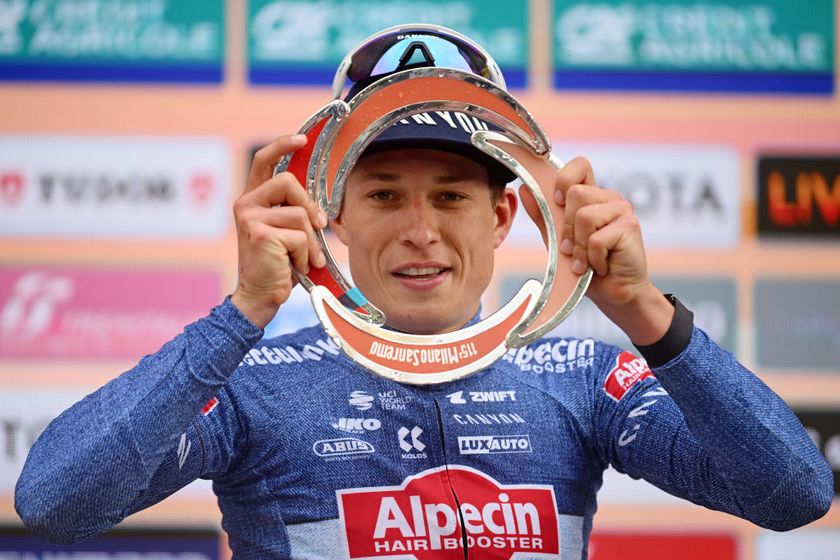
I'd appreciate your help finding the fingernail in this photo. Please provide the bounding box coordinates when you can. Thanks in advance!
[560,238,573,255]
[316,211,328,228]
[572,259,585,275]
[314,251,326,268]
[291,134,307,143]
[554,190,565,205]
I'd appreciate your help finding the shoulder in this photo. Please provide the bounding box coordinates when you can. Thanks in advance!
[238,324,344,369]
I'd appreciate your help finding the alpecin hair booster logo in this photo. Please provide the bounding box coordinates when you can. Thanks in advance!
[337,465,560,559]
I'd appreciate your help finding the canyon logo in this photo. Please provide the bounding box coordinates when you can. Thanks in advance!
[337,465,559,559]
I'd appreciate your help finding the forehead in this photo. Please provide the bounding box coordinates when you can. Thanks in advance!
[349,148,490,183]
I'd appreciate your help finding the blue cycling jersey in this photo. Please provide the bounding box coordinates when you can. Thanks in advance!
[15,299,833,559]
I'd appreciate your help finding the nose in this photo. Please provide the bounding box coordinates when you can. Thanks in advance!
[397,196,440,248]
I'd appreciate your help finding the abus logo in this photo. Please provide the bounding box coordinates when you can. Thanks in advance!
[349,390,374,411]
[313,438,375,460]
[458,435,532,455]
[604,351,653,402]
[446,390,517,404]
[333,418,382,434]
[0,172,24,206]
[337,465,560,559]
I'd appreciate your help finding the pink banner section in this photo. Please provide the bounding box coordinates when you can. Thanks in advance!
[0,267,221,359]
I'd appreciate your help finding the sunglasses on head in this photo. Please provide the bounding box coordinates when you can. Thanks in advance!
[331,23,507,100]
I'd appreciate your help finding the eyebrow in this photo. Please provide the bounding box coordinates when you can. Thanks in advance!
[360,172,472,184]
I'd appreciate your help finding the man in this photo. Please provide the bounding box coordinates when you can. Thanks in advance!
[16,41,832,560]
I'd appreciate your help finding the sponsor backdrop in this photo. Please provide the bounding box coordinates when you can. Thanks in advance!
[0,0,838,558]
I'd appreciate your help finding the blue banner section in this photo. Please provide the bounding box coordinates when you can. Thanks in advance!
[0,62,222,83]
[553,70,834,95]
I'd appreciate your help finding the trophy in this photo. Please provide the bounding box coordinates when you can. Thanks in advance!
[275,24,592,384]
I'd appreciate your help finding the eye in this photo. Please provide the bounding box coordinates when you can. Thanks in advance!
[368,190,396,201]
[438,191,467,202]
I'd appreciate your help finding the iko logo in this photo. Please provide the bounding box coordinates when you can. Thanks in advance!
[177,433,191,470]
[458,435,532,455]
[0,272,73,338]
[349,390,375,411]
[333,418,382,434]
[337,465,560,559]
[446,390,516,404]
[313,438,375,461]
[398,426,426,459]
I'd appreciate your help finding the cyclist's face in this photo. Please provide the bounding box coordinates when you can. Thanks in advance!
[333,149,515,334]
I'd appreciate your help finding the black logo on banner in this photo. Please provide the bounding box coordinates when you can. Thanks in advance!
[757,156,840,237]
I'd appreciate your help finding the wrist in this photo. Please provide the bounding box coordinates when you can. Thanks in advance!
[597,283,675,346]
[230,291,279,329]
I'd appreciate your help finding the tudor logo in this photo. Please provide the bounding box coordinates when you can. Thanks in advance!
[337,465,560,559]
[0,172,24,206]
[604,351,653,402]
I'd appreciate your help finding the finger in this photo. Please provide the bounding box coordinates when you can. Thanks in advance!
[251,205,327,268]
[275,227,312,274]
[245,134,308,194]
[562,184,621,256]
[571,200,633,275]
[518,184,548,246]
[249,172,328,230]
[554,156,597,207]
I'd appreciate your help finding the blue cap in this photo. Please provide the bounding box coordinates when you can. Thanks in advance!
[361,109,517,185]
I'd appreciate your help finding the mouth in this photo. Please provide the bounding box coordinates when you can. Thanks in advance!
[393,266,449,280]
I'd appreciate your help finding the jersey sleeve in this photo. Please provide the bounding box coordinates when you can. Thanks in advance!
[592,327,833,530]
[14,298,262,543]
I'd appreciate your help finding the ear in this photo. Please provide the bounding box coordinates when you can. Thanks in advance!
[493,187,517,249]
[330,213,349,246]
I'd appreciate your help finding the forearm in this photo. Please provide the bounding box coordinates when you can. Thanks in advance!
[15,299,262,542]
[652,328,833,529]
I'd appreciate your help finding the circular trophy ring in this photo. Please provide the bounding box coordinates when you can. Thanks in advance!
[275,67,592,385]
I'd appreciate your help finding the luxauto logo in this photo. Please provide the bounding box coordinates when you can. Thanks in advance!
[337,465,559,559]
[458,435,532,455]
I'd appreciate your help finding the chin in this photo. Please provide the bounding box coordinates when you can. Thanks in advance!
[386,312,460,336]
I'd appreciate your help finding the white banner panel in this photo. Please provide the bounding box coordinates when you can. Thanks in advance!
[0,135,230,238]
[507,143,741,249]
